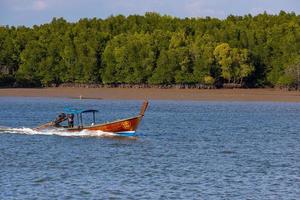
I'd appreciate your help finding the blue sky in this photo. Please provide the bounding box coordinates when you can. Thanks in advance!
[1,0,300,26]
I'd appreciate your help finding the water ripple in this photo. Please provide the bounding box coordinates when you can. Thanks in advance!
[0,98,300,199]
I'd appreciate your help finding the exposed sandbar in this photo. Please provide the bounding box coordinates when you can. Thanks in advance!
[1,88,300,102]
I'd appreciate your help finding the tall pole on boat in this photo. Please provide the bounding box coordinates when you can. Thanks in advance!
[139,100,149,116]
[93,112,95,124]
[80,113,83,128]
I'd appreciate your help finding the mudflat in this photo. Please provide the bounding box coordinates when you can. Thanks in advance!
[0,88,300,102]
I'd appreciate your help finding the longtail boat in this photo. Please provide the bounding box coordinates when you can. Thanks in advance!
[36,101,148,136]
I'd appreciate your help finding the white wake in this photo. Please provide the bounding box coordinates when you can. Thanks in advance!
[0,126,118,138]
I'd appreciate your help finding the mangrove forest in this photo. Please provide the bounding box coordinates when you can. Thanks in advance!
[0,11,300,88]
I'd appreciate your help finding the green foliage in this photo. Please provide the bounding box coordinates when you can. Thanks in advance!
[214,43,254,84]
[102,33,155,83]
[0,74,15,86]
[191,34,217,84]
[0,12,299,88]
[278,57,300,88]
[149,49,178,84]
[204,75,215,85]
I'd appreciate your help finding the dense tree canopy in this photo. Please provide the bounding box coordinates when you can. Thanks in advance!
[0,11,300,88]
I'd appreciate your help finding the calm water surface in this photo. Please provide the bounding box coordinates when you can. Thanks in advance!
[0,97,300,199]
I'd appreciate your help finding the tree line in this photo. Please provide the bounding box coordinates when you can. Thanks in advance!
[0,11,300,88]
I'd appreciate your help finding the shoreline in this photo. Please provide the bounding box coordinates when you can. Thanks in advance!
[1,88,300,102]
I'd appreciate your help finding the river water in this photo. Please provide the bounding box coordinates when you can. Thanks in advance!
[0,97,299,199]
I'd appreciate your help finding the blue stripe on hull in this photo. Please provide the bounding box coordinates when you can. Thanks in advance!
[115,131,136,137]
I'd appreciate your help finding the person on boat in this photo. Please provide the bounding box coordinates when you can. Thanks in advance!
[54,113,66,126]
[67,114,74,128]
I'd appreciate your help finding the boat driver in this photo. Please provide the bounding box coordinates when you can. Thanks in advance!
[67,114,74,128]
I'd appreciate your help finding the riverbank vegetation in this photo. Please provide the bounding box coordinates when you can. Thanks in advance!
[0,11,299,88]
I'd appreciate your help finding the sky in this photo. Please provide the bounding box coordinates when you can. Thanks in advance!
[1,0,300,26]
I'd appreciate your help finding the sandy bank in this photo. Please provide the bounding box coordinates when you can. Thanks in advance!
[1,88,300,102]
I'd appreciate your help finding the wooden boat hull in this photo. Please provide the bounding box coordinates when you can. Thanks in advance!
[36,100,148,136]
[65,115,143,135]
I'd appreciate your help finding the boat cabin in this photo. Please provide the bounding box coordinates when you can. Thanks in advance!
[62,108,99,128]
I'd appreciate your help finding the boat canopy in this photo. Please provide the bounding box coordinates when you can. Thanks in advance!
[64,108,99,115]
[63,108,98,127]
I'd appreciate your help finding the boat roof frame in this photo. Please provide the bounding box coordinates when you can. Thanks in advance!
[64,108,99,115]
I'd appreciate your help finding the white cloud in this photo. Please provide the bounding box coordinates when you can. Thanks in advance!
[32,0,47,11]
[10,0,48,11]
[2,0,300,26]
[184,0,226,18]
